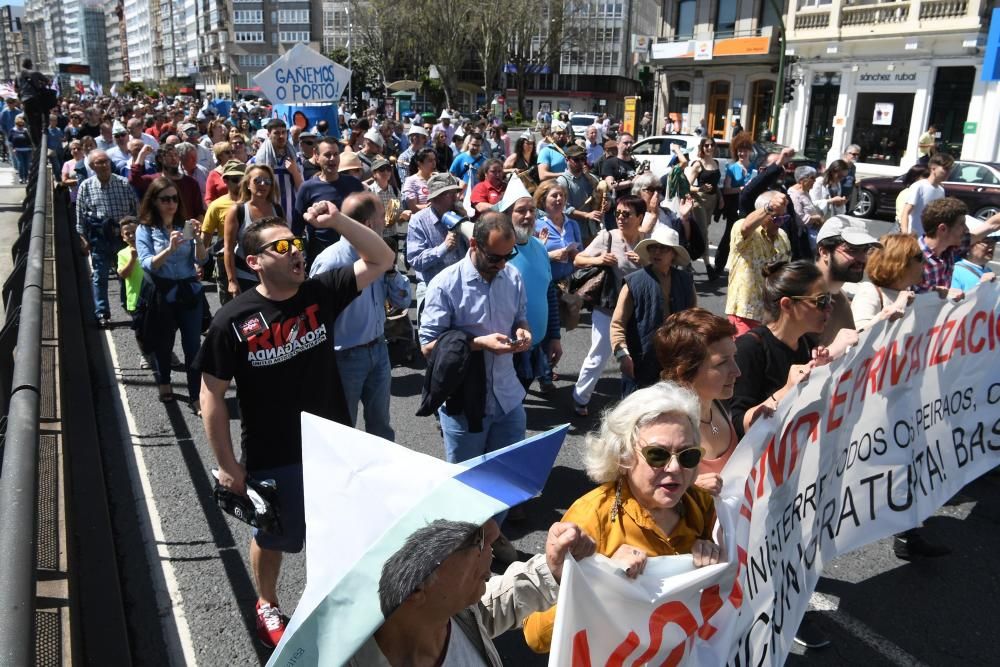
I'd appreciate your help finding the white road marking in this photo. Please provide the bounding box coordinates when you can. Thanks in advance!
[808,592,931,667]
[103,330,199,667]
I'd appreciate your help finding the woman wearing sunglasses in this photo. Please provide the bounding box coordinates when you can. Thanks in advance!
[222,164,284,299]
[655,308,741,496]
[850,233,923,331]
[135,177,208,410]
[730,260,832,440]
[684,138,722,268]
[522,381,721,653]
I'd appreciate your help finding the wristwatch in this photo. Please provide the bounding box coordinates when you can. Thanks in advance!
[614,346,630,361]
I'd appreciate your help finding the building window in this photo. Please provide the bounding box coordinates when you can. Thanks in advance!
[239,54,271,67]
[676,0,696,40]
[716,0,737,36]
[235,31,264,43]
[668,79,691,116]
[278,9,310,24]
[279,31,310,43]
[233,10,263,24]
[760,0,780,30]
[851,92,914,166]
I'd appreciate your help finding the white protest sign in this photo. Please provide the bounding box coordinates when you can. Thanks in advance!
[253,43,351,104]
[550,284,1000,665]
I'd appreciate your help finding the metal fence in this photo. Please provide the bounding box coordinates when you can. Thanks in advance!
[0,135,49,666]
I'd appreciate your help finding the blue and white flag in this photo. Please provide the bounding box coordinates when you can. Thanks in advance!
[266,413,567,666]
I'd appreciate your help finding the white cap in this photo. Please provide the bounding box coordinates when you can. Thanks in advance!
[407,125,428,138]
[494,176,532,213]
[551,120,568,132]
[363,128,384,148]
[816,215,881,247]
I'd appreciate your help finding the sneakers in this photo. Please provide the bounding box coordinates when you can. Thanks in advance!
[140,354,154,370]
[893,529,952,560]
[255,601,288,649]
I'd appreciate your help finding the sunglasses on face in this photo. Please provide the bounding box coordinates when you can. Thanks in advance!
[481,246,518,264]
[156,194,179,203]
[252,176,273,186]
[258,237,305,255]
[300,140,316,146]
[848,152,860,157]
[788,293,833,309]
[638,444,704,469]
[615,209,636,218]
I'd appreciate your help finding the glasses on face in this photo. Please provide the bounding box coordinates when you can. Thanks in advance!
[788,293,833,309]
[615,209,635,218]
[641,186,663,194]
[252,176,273,187]
[258,237,305,255]
[701,143,715,150]
[481,246,519,264]
[300,140,316,146]
[838,243,874,258]
[91,159,110,166]
[848,152,860,157]
[156,194,179,204]
[638,444,704,469]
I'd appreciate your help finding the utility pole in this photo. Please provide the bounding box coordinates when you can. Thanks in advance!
[767,0,786,138]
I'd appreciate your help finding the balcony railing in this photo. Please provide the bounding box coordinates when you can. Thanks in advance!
[841,2,909,27]
[795,9,831,30]
[919,0,968,19]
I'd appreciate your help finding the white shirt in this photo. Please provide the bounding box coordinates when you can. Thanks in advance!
[904,180,945,234]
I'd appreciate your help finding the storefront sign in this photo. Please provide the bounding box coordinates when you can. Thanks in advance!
[964,121,978,134]
[856,70,920,87]
[694,40,714,61]
[873,103,894,125]
[652,41,694,60]
[622,96,638,136]
[714,36,771,57]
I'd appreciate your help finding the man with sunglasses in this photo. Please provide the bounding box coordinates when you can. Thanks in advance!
[558,144,604,246]
[600,132,638,232]
[196,202,395,649]
[810,216,881,355]
[419,212,531,465]
[202,161,246,304]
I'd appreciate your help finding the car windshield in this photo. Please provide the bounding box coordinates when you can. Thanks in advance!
[571,117,594,127]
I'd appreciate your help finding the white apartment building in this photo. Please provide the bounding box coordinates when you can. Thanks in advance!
[782,0,997,172]
[123,0,154,81]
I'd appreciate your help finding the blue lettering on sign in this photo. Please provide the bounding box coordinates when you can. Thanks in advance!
[271,66,344,101]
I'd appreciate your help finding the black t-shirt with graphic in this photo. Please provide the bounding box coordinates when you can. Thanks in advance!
[194,267,359,471]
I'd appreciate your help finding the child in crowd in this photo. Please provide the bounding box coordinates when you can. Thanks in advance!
[116,217,153,369]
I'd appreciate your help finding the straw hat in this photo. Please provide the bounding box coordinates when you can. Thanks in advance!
[338,150,364,173]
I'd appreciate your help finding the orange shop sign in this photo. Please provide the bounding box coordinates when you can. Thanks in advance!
[651,36,771,60]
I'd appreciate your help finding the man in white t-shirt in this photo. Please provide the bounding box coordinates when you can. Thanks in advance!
[900,152,951,235]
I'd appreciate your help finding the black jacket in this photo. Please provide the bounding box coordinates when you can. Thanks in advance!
[416,330,487,432]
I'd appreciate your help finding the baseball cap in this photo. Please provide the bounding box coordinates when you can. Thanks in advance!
[815,215,881,247]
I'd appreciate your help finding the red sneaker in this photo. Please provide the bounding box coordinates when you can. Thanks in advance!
[255,601,287,649]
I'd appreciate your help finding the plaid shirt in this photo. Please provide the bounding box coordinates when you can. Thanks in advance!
[75,174,138,235]
[915,232,971,293]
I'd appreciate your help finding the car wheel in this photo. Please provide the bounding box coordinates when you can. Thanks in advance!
[973,205,999,220]
[853,189,875,218]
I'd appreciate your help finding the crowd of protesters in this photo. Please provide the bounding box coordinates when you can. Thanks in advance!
[9,74,999,663]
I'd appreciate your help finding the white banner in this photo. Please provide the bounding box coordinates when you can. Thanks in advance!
[550,284,1000,665]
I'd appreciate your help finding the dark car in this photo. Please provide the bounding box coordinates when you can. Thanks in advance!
[751,141,819,188]
[853,160,1000,221]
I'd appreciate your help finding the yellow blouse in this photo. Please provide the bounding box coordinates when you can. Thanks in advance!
[724,223,791,321]
[521,479,716,653]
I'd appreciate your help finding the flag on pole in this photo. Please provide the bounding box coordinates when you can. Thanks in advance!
[265,413,569,666]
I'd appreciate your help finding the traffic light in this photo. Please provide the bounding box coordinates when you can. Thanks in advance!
[783,77,795,105]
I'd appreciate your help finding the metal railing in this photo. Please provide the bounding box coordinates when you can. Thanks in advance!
[0,134,48,666]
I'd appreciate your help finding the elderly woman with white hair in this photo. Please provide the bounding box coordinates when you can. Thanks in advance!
[785,165,825,260]
[522,381,721,654]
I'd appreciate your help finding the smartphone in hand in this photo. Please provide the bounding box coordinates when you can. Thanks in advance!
[182,219,196,240]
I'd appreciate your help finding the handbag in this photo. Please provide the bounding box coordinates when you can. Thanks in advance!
[570,231,614,309]
[556,280,583,331]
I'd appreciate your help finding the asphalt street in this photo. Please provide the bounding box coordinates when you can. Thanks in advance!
[90,201,1000,666]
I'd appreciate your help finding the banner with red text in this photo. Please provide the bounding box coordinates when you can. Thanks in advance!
[549,284,1000,665]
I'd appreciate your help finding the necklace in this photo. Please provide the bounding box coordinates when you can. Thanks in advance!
[700,405,719,435]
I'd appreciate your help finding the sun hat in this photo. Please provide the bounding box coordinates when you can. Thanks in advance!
[634,224,692,267]
[338,150,364,173]
[426,172,463,200]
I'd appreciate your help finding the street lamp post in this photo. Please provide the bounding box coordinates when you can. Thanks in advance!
[767,0,787,139]
[346,6,352,108]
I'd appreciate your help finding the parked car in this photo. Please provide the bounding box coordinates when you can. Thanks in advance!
[629,134,731,178]
[853,160,1000,221]
[568,113,599,138]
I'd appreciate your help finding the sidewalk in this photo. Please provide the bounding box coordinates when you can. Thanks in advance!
[0,159,27,315]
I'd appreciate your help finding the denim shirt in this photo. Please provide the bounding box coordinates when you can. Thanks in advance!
[420,256,528,416]
[136,224,203,301]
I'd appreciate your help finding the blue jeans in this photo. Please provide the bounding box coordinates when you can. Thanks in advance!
[439,404,526,527]
[153,296,204,399]
[86,225,112,319]
[335,340,394,441]
[12,150,29,182]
